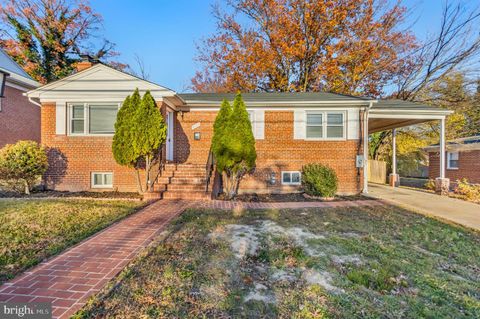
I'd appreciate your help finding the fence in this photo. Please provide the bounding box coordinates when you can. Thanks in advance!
[368,160,387,184]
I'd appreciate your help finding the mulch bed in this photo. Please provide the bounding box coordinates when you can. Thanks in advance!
[0,190,142,200]
[218,192,373,202]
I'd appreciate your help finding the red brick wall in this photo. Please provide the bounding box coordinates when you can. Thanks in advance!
[0,85,40,148]
[41,103,149,192]
[175,110,363,194]
[429,150,480,184]
[42,104,363,194]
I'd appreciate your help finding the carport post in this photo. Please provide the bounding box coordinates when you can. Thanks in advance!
[389,129,399,187]
[435,117,450,195]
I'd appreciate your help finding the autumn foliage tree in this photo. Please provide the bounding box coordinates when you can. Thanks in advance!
[0,0,121,83]
[192,0,416,96]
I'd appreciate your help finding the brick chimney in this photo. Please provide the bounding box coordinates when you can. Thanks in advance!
[76,54,98,72]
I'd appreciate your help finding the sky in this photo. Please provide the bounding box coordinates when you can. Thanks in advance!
[89,0,449,92]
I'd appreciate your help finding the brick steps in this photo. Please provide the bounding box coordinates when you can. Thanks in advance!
[156,163,210,200]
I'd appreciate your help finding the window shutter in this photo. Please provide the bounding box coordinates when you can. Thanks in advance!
[55,102,66,135]
[254,110,265,139]
[293,110,305,139]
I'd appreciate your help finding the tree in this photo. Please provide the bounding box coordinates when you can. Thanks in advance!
[192,0,415,96]
[0,0,120,83]
[112,89,166,193]
[112,90,141,192]
[212,93,256,199]
[0,140,48,194]
[132,91,167,192]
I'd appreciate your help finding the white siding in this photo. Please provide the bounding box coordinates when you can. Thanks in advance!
[55,102,66,135]
[254,110,265,140]
[293,109,306,139]
[347,108,360,140]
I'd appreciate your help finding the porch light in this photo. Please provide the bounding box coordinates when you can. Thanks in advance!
[0,70,10,98]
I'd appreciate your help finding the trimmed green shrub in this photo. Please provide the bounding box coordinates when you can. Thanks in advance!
[211,93,256,199]
[302,163,338,197]
[112,89,167,193]
[0,140,48,194]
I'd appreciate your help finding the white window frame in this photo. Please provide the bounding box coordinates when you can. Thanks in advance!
[447,151,459,170]
[281,171,301,185]
[305,111,347,140]
[91,172,113,188]
[67,102,121,136]
[247,110,255,135]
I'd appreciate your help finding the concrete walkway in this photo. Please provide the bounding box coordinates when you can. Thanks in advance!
[368,183,480,231]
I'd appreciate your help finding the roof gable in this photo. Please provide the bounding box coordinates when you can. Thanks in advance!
[27,64,176,101]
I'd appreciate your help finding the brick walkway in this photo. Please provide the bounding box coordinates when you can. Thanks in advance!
[0,198,383,318]
[201,199,384,210]
[0,200,191,319]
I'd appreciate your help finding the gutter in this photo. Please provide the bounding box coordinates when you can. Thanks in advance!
[28,96,42,107]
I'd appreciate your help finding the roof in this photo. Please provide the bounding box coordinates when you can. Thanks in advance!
[424,135,480,152]
[27,63,175,101]
[372,99,452,113]
[178,92,374,106]
[0,47,39,89]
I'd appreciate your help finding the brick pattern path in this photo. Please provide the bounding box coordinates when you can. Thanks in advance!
[0,200,191,319]
[201,199,384,210]
[0,198,384,318]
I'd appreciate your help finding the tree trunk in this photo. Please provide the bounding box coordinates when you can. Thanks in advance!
[24,180,30,195]
[135,169,143,194]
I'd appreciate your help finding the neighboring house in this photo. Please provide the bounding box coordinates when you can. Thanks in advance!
[425,136,480,184]
[0,48,40,148]
[26,61,452,198]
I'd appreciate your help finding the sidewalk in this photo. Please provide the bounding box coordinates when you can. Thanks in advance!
[368,183,480,231]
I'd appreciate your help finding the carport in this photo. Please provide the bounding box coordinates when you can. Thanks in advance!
[363,100,453,194]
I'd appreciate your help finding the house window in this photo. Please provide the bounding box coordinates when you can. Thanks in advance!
[306,111,345,139]
[69,103,119,135]
[247,110,255,133]
[91,172,113,188]
[282,171,301,185]
[447,152,459,169]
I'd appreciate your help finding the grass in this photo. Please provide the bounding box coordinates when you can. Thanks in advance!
[0,199,144,283]
[76,205,480,318]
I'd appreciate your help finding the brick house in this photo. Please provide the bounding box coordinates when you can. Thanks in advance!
[425,136,480,185]
[26,61,452,198]
[0,48,40,148]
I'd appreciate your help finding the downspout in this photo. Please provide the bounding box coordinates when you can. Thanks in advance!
[362,101,374,194]
[28,96,42,107]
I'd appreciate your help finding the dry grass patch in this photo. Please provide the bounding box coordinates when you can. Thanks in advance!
[0,199,144,283]
[77,205,480,318]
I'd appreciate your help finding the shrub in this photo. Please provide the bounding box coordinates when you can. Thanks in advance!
[302,163,338,198]
[0,141,48,194]
[424,179,436,190]
[454,178,480,202]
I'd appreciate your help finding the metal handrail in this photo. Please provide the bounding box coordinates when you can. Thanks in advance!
[205,147,215,192]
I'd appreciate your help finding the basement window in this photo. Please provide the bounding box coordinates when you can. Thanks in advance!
[282,171,301,185]
[91,172,113,188]
[447,152,459,169]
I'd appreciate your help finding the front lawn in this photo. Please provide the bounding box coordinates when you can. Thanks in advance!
[0,199,144,283]
[77,205,480,318]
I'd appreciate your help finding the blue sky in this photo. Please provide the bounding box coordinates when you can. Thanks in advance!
[90,0,447,92]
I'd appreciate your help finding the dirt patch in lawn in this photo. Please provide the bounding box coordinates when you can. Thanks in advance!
[77,205,480,318]
[0,189,142,199]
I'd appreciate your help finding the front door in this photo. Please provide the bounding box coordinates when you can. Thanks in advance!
[166,111,174,161]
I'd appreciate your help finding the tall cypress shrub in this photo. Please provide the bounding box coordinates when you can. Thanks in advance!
[132,91,167,191]
[113,89,166,193]
[212,93,256,199]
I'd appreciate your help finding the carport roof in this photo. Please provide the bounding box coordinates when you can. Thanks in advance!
[368,99,453,133]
